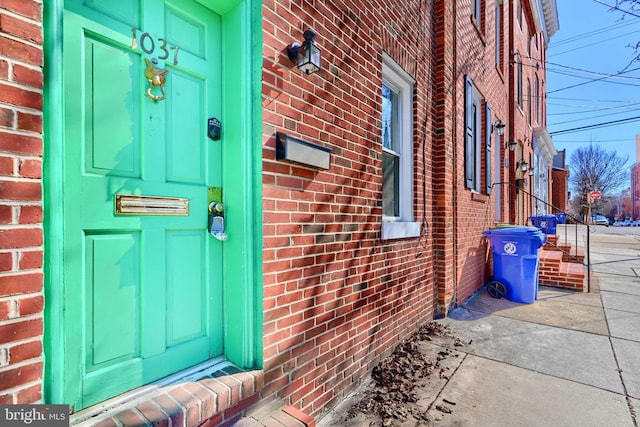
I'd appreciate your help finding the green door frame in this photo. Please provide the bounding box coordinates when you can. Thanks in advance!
[43,0,263,408]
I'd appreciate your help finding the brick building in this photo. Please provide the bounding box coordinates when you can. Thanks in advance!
[632,136,640,221]
[552,149,569,214]
[0,0,557,425]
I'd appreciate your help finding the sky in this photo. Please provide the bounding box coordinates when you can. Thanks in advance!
[546,0,640,177]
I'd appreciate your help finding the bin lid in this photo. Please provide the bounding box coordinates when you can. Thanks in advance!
[483,226,543,236]
[530,214,557,219]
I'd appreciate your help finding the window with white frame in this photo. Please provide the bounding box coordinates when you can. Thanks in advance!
[381,54,420,240]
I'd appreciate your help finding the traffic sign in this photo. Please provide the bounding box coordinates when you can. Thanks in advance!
[590,191,601,200]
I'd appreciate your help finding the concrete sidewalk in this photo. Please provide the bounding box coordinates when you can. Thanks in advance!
[319,229,640,426]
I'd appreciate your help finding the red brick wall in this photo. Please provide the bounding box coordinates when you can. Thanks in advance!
[0,0,44,405]
[632,162,640,220]
[452,0,508,305]
[262,0,438,418]
[551,168,568,213]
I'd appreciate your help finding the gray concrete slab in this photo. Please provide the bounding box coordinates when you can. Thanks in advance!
[599,280,640,296]
[460,286,609,335]
[630,397,640,425]
[601,292,640,342]
[611,337,640,400]
[440,311,624,394]
[427,355,634,427]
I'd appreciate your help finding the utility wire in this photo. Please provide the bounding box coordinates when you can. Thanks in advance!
[547,100,640,115]
[549,106,640,125]
[592,0,640,19]
[553,138,633,143]
[547,69,640,87]
[548,28,640,57]
[519,55,640,81]
[547,96,640,102]
[549,16,640,47]
[547,66,640,94]
[549,115,640,135]
[547,65,640,80]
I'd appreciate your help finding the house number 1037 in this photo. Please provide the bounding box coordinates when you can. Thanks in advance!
[131,28,180,65]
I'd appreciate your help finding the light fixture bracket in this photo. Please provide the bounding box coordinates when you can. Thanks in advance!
[492,120,505,136]
[287,29,321,75]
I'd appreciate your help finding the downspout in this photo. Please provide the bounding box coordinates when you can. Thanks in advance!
[451,0,458,311]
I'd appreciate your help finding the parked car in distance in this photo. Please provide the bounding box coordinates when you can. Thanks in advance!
[593,215,609,226]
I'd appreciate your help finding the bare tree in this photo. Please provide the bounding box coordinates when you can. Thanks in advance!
[612,1,640,70]
[569,145,629,219]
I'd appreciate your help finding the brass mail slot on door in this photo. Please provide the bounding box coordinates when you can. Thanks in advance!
[115,194,189,216]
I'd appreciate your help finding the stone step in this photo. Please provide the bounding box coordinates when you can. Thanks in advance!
[237,402,315,427]
[562,247,585,263]
[539,259,585,291]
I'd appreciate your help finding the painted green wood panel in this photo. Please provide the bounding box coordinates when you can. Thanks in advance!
[61,0,224,409]
[165,6,206,58]
[166,231,206,345]
[166,72,205,183]
[85,39,140,176]
[82,0,140,27]
[86,233,140,368]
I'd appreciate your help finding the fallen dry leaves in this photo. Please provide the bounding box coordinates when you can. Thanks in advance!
[346,322,463,426]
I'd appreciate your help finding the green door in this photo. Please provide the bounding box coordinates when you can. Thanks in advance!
[62,0,223,409]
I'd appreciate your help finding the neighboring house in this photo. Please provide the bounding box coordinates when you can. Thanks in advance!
[632,136,640,220]
[506,0,558,225]
[552,149,570,214]
[0,0,557,426]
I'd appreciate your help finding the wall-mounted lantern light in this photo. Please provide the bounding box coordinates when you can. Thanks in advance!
[505,140,517,152]
[492,120,506,136]
[517,160,529,173]
[287,29,321,75]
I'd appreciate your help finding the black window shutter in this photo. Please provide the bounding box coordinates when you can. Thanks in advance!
[485,103,492,195]
[465,76,474,189]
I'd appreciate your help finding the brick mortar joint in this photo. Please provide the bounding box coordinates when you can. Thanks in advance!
[0,8,43,26]
[0,356,43,371]
[0,32,43,52]
[0,103,45,117]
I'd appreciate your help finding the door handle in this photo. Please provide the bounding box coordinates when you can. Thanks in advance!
[208,202,227,241]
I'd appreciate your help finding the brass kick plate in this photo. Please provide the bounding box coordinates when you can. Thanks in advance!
[115,194,189,216]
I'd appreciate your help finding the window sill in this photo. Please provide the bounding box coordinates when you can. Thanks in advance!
[381,221,420,240]
[471,192,489,203]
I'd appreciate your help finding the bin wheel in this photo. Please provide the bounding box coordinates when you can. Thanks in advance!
[486,281,507,299]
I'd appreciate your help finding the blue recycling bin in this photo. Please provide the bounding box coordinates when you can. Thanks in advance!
[483,227,546,304]
[530,214,557,234]
[555,213,566,224]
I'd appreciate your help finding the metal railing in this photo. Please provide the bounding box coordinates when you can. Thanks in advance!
[492,182,591,292]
